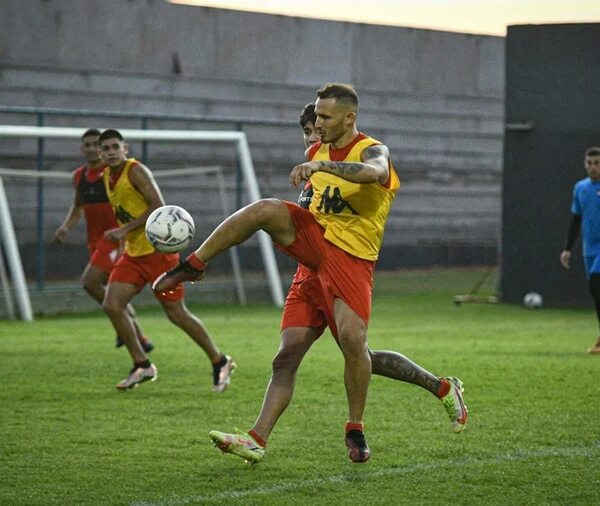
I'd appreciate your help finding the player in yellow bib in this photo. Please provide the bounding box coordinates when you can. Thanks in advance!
[154,84,467,463]
[99,129,235,392]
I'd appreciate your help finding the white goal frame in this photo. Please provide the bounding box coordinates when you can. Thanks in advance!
[0,125,285,320]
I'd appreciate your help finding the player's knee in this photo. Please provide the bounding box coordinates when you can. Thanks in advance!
[249,198,283,226]
[81,274,99,295]
[272,345,303,374]
[102,297,122,317]
[338,327,367,355]
[162,302,188,326]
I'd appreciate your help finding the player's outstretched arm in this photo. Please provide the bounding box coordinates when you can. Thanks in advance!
[54,187,83,242]
[560,214,581,269]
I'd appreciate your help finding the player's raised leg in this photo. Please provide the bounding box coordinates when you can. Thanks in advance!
[153,198,296,292]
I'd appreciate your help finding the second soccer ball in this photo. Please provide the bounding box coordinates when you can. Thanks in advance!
[523,292,543,309]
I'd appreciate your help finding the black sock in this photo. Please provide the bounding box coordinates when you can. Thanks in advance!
[213,355,227,369]
[134,359,152,369]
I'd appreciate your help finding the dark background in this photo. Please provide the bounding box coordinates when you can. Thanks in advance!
[501,23,600,307]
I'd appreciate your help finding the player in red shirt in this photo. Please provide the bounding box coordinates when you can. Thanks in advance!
[54,129,152,352]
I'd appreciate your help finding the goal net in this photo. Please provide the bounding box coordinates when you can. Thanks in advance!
[0,126,285,320]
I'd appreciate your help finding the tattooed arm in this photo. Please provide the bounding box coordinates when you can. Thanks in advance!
[289,144,390,187]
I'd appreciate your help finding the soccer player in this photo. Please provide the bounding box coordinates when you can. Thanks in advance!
[154,84,467,463]
[296,103,466,424]
[54,128,153,352]
[560,146,600,353]
[98,129,235,391]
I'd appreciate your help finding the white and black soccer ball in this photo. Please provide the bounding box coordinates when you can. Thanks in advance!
[523,292,543,309]
[145,205,195,253]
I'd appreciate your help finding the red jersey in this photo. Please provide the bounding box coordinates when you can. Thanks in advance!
[72,165,118,249]
[307,133,368,162]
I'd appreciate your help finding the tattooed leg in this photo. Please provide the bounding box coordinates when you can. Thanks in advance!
[370,349,442,395]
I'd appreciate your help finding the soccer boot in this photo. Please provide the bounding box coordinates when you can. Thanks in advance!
[152,259,204,293]
[345,429,371,463]
[116,363,158,390]
[441,376,468,432]
[588,336,600,354]
[209,429,265,464]
[212,355,236,393]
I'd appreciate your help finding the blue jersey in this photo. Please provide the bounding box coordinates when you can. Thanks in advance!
[571,177,600,255]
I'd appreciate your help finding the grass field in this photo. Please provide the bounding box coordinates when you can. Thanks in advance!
[1,268,599,505]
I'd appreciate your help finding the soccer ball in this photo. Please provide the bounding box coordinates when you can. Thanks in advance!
[145,205,195,253]
[523,292,543,309]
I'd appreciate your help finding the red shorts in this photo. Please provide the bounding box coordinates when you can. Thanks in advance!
[108,251,184,302]
[89,238,119,274]
[277,201,375,331]
[281,264,330,337]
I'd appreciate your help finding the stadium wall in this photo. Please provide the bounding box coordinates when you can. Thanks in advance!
[0,0,504,282]
[501,23,600,308]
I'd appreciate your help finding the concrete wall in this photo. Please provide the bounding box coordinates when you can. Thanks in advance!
[0,0,505,281]
[1,0,503,95]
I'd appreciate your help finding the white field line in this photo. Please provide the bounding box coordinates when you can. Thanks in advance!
[131,442,600,506]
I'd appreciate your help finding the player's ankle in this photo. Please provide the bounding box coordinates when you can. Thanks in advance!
[248,429,267,448]
[435,378,451,398]
[185,253,206,271]
[345,421,364,433]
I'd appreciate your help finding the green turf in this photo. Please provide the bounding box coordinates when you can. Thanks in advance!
[1,268,599,505]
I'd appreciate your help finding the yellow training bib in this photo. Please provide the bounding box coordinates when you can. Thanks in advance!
[309,136,400,260]
[103,158,155,257]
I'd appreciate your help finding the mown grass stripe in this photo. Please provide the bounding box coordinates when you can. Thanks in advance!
[132,443,600,506]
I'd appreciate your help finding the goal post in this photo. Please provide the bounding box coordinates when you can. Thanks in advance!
[0,177,34,321]
[0,125,285,319]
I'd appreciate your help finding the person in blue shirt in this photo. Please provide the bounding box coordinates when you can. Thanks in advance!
[560,146,600,353]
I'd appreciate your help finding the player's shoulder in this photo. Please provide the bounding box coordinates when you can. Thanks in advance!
[357,133,386,149]
[73,165,86,176]
[574,177,592,190]
[360,136,389,159]
[307,141,322,160]
[129,158,151,173]
[72,165,86,186]
[127,158,151,178]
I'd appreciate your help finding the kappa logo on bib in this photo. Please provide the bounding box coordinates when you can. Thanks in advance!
[317,186,359,215]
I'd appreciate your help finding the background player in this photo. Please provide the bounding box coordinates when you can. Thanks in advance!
[54,128,152,352]
[98,129,235,391]
[560,146,600,353]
